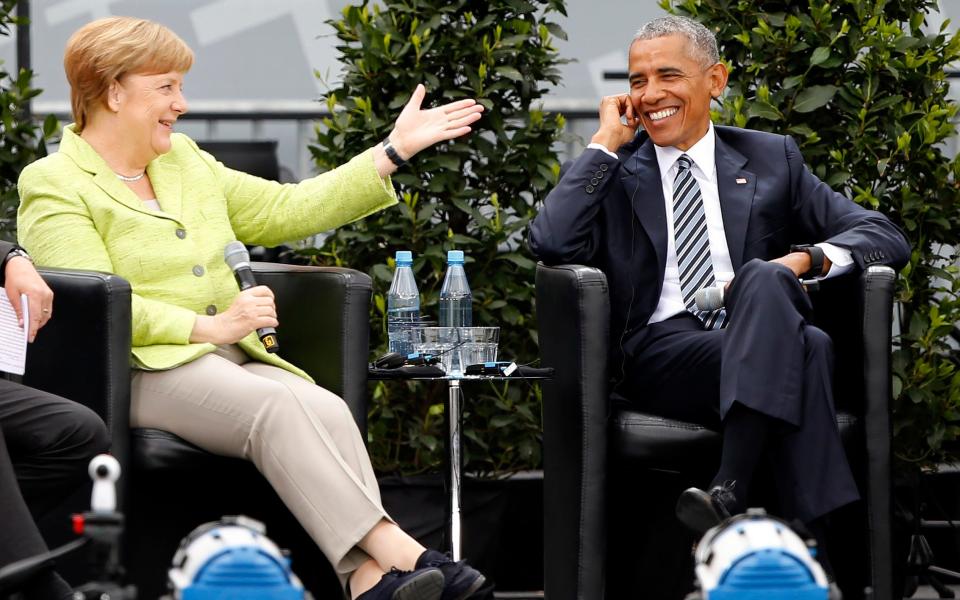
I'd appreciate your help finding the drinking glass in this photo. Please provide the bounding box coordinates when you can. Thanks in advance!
[458,327,500,368]
[412,326,460,373]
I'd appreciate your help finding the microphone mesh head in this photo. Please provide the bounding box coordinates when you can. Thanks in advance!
[224,241,250,270]
[695,287,724,311]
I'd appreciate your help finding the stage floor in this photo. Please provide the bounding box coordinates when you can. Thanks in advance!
[914,585,960,599]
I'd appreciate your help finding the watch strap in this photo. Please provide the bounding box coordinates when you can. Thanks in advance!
[382,138,407,168]
[1,245,31,270]
[790,244,824,278]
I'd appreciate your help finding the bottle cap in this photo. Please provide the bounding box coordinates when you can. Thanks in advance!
[447,250,464,264]
[395,250,413,265]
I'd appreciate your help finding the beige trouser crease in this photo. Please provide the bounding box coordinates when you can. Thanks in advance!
[130,344,389,581]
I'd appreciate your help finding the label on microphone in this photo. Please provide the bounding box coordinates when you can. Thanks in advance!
[261,332,279,353]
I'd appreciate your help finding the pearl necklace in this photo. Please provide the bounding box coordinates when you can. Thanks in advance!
[115,171,146,182]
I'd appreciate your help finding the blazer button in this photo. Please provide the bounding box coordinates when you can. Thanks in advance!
[585,185,595,193]
[594,171,604,179]
[590,178,600,185]
[600,164,608,171]
[176,228,187,239]
[193,265,205,277]
[205,304,217,315]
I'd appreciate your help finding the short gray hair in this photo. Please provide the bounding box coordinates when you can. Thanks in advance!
[633,15,719,67]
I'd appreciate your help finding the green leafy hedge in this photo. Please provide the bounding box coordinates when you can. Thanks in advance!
[664,0,960,466]
[0,1,56,241]
[306,0,569,475]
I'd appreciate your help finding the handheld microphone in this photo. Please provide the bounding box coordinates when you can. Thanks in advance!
[694,277,821,311]
[224,241,280,353]
[694,286,725,311]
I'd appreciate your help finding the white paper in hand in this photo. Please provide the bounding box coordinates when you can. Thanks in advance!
[0,293,27,375]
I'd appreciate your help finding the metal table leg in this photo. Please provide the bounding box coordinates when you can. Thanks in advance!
[448,379,462,561]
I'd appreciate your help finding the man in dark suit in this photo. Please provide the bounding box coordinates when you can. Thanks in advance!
[0,241,110,599]
[529,15,909,575]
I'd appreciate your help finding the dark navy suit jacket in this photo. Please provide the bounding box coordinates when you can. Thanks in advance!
[529,126,910,358]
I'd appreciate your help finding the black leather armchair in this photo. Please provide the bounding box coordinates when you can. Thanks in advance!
[535,263,897,600]
[24,263,372,598]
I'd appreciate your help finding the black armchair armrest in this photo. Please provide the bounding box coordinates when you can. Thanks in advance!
[252,262,372,433]
[535,263,610,600]
[860,265,896,600]
[22,267,133,502]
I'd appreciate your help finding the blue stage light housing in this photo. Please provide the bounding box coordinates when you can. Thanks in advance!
[167,515,304,600]
[692,508,829,600]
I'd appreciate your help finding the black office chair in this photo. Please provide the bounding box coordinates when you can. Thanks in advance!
[25,263,372,598]
[535,263,897,600]
[196,140,281,182]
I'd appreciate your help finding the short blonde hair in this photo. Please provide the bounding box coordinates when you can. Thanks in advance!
[64,17,194,131]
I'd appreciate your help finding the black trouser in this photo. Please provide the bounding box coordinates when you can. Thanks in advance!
[0,378,110,597]
[617,259,859,522]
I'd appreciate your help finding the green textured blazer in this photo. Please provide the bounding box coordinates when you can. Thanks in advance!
[17,125,397,379]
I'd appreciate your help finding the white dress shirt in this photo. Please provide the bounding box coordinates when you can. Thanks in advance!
[648,124,732,323]
[587,123,853,324]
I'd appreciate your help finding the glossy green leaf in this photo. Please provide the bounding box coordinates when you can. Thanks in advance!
[792,85,839,113]
[747,101,783,121]
[810,46,830,66]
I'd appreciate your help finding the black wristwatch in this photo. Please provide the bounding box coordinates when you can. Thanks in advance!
[382,137,408,168]
[1,245,31,271]
[790,244,825,279]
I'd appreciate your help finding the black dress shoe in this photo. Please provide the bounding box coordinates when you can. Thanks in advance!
[416,550,489,600]
[675,483,737,534]
[357,567,445,600]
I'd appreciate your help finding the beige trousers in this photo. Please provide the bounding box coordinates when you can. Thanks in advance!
[130,344,388,581]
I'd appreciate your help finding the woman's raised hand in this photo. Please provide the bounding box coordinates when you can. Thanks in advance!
[388,84,484,160]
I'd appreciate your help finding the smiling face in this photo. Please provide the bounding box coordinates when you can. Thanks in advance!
[628,34,727,150]
[109,71,188,162]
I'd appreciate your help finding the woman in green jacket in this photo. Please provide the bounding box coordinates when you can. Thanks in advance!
[18,16,486,600]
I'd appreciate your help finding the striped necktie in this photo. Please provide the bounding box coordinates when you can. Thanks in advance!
[672,154,727,329]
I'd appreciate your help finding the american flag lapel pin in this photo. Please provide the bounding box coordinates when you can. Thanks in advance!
[736,177,748,185]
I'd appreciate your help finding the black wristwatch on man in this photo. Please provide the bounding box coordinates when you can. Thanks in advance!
[790,244,825,279]
[1,245,31,269]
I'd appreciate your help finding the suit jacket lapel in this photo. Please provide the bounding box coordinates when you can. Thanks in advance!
[620,136,667,278]
[147,158,182,219]
[88,169,150,216]
[58,125,181,222]
[714,136,756,270]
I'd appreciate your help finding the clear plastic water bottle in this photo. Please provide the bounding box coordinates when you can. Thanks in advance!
[439,250,473,328]
[386,250,420,356]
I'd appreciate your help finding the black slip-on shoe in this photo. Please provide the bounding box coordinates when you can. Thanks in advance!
[675,483,736,535]
[416,550,489,600]
[357,566,445,600]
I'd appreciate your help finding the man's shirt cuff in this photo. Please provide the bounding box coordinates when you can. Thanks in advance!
[587,143,619,160]
[816,242,853,279]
